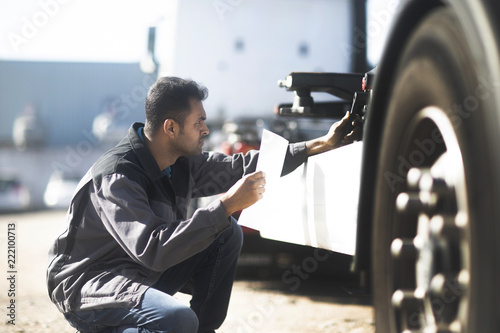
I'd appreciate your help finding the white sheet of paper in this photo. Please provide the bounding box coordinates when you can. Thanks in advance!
[238,130,362,256]
[237,129,289,231]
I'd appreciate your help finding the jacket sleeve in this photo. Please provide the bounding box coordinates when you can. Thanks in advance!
[189,142,308,197]
[189,150,260,198]
[281,141,307,176]
[95,173,231,272]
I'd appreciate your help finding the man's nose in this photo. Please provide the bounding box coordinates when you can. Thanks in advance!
[202,123,209,136]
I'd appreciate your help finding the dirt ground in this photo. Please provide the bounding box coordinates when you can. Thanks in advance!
[0,210,374,333]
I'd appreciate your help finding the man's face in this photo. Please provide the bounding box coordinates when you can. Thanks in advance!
[175,98,209,156]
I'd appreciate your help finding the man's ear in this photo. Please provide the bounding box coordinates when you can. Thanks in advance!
[163,119,178,138]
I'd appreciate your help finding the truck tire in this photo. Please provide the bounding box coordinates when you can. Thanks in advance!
[372,7,500,333]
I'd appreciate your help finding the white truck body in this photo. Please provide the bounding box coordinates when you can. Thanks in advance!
[153,0,353,118]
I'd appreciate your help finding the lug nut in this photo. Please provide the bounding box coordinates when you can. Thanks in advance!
[391,238,418,260]
[430,215,460,240]
[407,167,430,190]
[392,289,424,309]
[397,192,423,214]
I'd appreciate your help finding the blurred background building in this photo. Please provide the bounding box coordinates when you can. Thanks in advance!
[0,60,147,147]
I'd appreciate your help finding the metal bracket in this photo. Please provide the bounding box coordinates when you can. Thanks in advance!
[277,72,365,117]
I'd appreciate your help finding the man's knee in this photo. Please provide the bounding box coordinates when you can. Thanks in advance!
[167,306,199,333]
[130,289,199,333]
[138,305,198,333]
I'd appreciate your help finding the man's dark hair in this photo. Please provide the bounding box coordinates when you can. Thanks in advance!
[144,77,208,134]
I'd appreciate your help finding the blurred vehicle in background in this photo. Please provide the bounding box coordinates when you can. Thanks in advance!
[43,170,81,209]
[214,115,336,153]
[217,116,301,154]
[218,117,263,155]
[92,100,130,146]
[12,103,46,150]
[0,176,31,212]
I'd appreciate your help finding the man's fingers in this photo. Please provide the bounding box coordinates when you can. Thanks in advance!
[220,171,268,215]
[257,186,265,199]
[342,126,363,144]
[343,110,350,120]
[241,171,266,201]
[254,176,266,195]
[247,171,266,186]
[340,111,351,127]
[351,114,360,124]
[248,170,266,180]
[253,172,266,200]
[255,177,266,188]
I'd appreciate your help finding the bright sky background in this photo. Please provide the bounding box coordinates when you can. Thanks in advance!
[1,0,399,65]
[0,0,167,62]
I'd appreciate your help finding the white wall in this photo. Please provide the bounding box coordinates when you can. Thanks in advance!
[157,0,352,118]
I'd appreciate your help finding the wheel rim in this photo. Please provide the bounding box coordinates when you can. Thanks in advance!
[389,106,470,333]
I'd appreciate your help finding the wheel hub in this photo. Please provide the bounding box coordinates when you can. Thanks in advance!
[389,107,470,333]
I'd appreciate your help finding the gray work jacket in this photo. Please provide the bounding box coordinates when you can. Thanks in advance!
[46,122,307,313]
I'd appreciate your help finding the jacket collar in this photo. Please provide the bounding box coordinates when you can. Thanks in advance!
[129,122,166,181]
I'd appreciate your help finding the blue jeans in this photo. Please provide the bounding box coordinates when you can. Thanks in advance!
[64,220,243,333]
